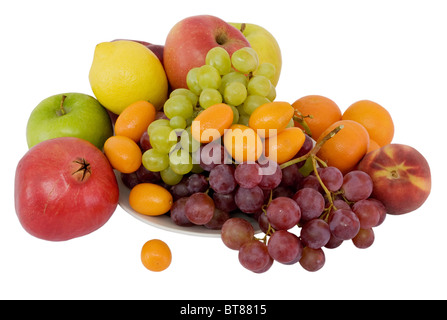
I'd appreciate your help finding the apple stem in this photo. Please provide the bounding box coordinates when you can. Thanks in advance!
[240,23,246,33]
[58,95,67,116]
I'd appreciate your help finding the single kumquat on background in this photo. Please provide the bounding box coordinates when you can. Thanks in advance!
[141,239,172,272]
[342,99,394,147]
[292,95,342,141]
[129,183,173,216]
[114,100,156,142]
[316,119,370,174]
[103,135,142,173]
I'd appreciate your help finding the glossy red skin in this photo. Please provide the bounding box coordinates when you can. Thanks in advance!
[163,15,250,89]
[15,137,119,241]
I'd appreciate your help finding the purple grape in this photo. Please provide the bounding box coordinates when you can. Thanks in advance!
[280,163,303,188]
[221,217,255,250]
[299,247,325,272]
[324,233,344,249]
[318,166,343,192]
[352,228,375,249]
[198,142,229,171]
[185,193,215,225]
[293,187,325,222]
[204,208,230,230]
[258,160,282,190]
[328,209,361,240]
[267,230,303,264]
[209,164,237,194]
[213,191,238,212]
[234,162,262,188]
[170,197,194,227]
[266,196,301,230]
[238,240,273,273]
[300,219,331,249]
[341,170,373,202]
[185,173,209,194]
[234,186,265,213]
[352,199,381,229]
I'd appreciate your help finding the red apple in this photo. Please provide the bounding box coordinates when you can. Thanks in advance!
[163,15,251,89]
[357,144,431,215]
[14,137,119,241]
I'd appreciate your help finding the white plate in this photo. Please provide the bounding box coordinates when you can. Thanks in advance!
[116,171,262,237]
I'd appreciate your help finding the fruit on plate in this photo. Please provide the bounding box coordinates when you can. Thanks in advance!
[89,40,168,113]
[14,137,119,241]
[26,93,113,150]
[229,22,282,86]
[163,15,250,89]
[357,143,431,215]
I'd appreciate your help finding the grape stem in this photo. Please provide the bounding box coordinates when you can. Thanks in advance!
[292,110,313,137]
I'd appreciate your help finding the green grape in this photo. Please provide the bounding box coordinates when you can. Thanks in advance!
[181,126,200,153]
[149,125,177,154]
[231,47,259,74]
[142,148,169,172]
[169,148,193,175]
[266,85,277,101]
[186,67,202,95]
[243,95,270,115]
[170,88,198,107]
[229,104,240,124]
[191,163,205,174]
[160,166,183,185]
[224,81,247,106]
[147,119,170,136]
[220,71,248,93]
[286,118,295,128]
[197,65,221,90]
[163,95,194,119]
[247,75,272,97]
[236,104,248,116]
[199,88,222,109]
[206,47,232,75]
[169,115,187,129]
[255,62,276,82]
[238,114,250,126]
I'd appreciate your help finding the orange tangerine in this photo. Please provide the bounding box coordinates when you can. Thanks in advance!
[129,183,173,216]
[342,100,394,147]
[248,101,294,138]
[114,101,156,142]
[264,127,306,164]
[292,95,342,140]
[223,124,263,163]
[316,120,370,174]
[141,239,172,272]
[192,103,234,143]
[103,135,142,173]
[367,138,381,154]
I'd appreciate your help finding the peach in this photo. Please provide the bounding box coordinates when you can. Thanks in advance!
[357,144,431,215]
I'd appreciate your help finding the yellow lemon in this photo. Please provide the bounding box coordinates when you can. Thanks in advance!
[89,40,168,114]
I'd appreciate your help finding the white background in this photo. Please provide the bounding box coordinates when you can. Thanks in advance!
[1,0,445,300]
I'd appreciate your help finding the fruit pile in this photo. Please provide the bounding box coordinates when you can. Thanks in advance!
[14,15,431,273]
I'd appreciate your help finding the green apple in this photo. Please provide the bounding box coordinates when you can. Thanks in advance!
[26,93,113,150]
[229,22,282,86]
